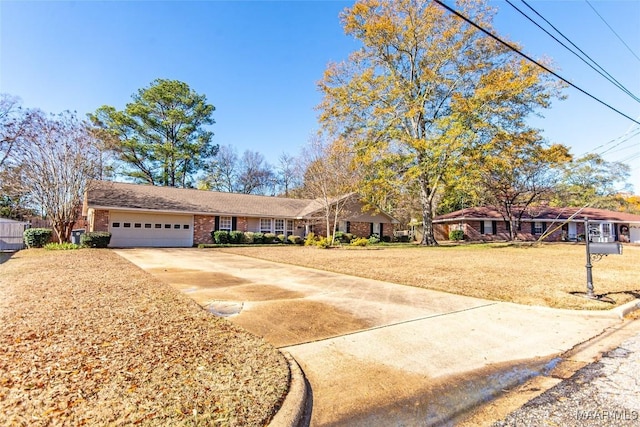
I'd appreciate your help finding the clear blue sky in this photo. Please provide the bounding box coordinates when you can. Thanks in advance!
[1,0,639,193]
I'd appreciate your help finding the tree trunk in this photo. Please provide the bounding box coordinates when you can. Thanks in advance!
[418,174,438,246]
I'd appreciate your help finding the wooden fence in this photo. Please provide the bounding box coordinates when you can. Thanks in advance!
[0,221,29,251]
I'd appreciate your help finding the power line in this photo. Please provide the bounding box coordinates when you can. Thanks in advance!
[586,0,640,64]
[508,0,640,103]
[431,0,640,126]
[584,119,640,155]
[598,129,640,156]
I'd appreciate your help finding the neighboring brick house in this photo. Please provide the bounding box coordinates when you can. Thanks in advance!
[82,181,397,247]
[430,206,640,243]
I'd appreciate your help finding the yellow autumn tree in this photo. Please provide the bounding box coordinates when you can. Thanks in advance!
[318,0,563,245]
[477,131,572,240]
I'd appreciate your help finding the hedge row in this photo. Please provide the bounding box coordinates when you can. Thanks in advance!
[211,230,303,245]
[22,228,111,248]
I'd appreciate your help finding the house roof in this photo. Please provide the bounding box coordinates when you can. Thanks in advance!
[85,181,322,218]
[434,206,640,223]
[84,181,399,223]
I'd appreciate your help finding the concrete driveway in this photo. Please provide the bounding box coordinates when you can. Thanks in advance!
[116,248,633,426]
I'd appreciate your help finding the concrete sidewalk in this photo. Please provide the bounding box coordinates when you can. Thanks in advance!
[116,248,637,426]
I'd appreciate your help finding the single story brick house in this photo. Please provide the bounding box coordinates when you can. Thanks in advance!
[83,181,398,247]
[432,206,640,243]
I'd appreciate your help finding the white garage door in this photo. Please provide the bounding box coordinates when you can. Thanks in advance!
[109,212,194,247]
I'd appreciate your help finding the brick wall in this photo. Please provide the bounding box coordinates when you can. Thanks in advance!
[236,217,248,232]
[193,215,215,244]
[435,220,569,242]
[312,220,394,239]
[349,221,370,238]
[92,210,109,232]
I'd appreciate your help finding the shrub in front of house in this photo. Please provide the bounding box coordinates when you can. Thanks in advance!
[288,235,303,245]
[304,232,316,246]
[243,231,255,244]
[23,228,53,248]
[334,232,355,244]
[449,230,465,241]
[263,233,276,244]
[229,230,244,244]
[212,230,230,244]
[80,231,112,248]
[368,234,380,244]
[316,236,332,248]
[276,234,286,243]
[252,232,265,244]
[350,237,370,247]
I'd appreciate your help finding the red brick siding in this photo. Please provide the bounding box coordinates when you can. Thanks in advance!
[312,220,393,239]
[193,215,250,244]
[92,209,109,232]
[380,223,393,239]
[435,220,575,242]
[235,217,248,232]
[349,221,372,238]
[193,215,215,244]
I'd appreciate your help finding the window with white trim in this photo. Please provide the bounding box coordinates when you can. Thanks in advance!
[274,219,285,235]
[219,216,232,231]
[286,220,294,236]
[372,223,381,235]
[534,222,543,235]
[260,218,272,233]
[483,220,493,234]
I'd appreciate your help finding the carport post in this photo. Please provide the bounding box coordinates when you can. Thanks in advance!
[584,217,595,299]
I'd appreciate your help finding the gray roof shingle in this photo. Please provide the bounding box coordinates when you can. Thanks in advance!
[86,181,321,218]
[434,206,640,223]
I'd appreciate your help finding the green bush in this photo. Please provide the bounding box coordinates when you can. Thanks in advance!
[229,230,244,244]
[350,237,370,247]
[243,232,255,244]
[288,235,303,245]
[80,231,111,248]
[252,232,265,244]
[212,230,230,244]
[44,242,80,250]
[263,233,276,244]
[334,232,355,244]
[23,228,53,248]
[368,233,380,244]
[276,234,286,243]
[449,229,465,241]
[304,232,316,246]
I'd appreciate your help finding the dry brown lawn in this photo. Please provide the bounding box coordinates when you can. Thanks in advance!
[219,243,640,310]
[0,249,288,426]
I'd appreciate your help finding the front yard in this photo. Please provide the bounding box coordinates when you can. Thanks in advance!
[219,243,640,310]
[0,249,289,426]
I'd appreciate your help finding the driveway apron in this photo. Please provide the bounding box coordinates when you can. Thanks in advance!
[116,248,624,426]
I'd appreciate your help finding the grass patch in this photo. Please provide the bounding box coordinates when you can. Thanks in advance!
[217,243,640,310]
[44,242,80,250]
